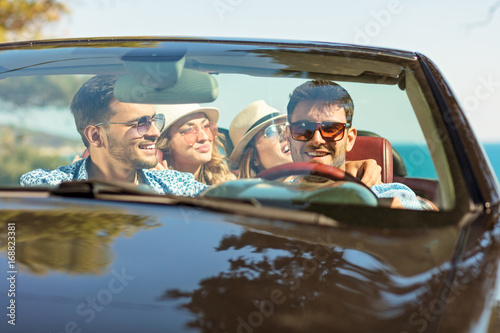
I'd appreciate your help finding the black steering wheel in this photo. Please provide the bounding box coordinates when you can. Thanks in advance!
[256,162,372,191]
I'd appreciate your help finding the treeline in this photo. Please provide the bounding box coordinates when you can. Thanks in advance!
[0,76,87,107]
[0,0,68,42]
[0,128,80,185]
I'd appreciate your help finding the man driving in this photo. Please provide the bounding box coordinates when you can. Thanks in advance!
[286,80,429,210]
[20,75,208,196]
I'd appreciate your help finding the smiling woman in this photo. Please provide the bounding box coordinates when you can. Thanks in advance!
[155,103,236,185]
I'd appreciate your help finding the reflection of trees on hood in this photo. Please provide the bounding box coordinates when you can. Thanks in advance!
[161,230,428,333]
[0,210,159,275]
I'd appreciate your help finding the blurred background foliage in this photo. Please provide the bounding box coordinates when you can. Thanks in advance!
[0,0,90,184]
[0,75,87,186]
[0,0,68,42]
[0,75,88,107]
[0,0,84,108]
[0,127,80,185]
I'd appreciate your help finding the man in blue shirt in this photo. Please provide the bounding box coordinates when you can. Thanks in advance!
[286,80,429,210]
[20,75,207,196]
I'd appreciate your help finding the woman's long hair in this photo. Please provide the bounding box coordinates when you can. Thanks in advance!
[236,137,261,179]
[157,132,233,186]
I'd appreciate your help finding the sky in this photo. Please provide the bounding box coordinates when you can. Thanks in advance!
[48,0,500,142]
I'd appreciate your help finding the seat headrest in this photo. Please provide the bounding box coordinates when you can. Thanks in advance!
[346,136,393,183]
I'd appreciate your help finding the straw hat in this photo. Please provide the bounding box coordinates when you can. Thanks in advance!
[229,100,287,164]
[154,103,220,133]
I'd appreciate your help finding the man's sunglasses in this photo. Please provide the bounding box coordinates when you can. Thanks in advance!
[289,121,350,142]
[94,114,166,136]
[180,121,218,146]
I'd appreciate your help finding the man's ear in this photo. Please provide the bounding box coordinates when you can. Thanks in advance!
[84,126,106,148]
[345,127,357,152]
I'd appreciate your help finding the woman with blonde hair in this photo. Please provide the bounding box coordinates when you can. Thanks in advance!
[155,104,236,185]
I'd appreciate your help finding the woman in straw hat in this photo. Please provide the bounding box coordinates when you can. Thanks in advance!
[229,100,382,186]
[155,104,236,185]
[229,100,292,179]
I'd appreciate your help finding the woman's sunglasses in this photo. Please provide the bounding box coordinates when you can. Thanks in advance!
[94,114,166,136]
[289,121,349,142]
[263,123,286,144]
[180,121,218,146]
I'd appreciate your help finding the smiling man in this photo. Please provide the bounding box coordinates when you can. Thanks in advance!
[288,85,355,168]
[20,75,207,196]
[287,80,429,210]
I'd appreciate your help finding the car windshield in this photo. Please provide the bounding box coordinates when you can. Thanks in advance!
[0,39,459,217]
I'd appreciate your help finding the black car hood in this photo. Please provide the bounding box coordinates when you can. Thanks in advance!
[0,195,497,333]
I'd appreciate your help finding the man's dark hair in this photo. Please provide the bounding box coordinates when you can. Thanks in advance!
[287,80,354,124]
[71,75,118,147]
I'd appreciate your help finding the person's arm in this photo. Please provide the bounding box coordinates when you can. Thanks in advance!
[378,197,405,209]
[153,160,169,170]
[345,159,382,187]
[372,183,428,210]
[20,160,85,186]
[72,155,83,163]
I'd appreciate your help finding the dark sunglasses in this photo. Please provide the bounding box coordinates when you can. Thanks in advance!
[94,114,165,136]
[289,121,349,142]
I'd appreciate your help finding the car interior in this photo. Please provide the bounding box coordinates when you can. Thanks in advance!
[0,43,451,213]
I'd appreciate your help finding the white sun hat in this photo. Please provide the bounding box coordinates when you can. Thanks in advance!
[154,103,220,133]
[229,100,287,164]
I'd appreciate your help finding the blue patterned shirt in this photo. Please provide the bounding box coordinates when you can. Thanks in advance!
[288,177,426,210]
[371,183,425,210]
[20,157,208,197]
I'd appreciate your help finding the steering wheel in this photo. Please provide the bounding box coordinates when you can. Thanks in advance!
[256,162,366,185]
[202,162,378,207]
[255,162,378,206]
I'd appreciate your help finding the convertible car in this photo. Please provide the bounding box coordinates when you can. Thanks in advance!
[0,37,499,332]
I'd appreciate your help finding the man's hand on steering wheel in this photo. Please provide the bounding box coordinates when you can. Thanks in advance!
[257,162,370,188]
[345,159,382,187]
